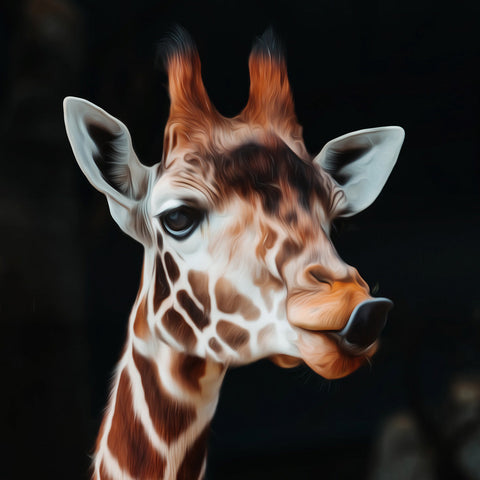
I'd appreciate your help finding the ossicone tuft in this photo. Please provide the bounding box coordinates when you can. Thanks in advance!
[156,25,197,72]
[250,27,286,65]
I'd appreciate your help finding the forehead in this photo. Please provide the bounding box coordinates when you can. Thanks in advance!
[151,138,334,220]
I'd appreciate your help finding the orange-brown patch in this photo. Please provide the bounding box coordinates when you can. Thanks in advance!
[154,256,170,312]
[269,354,303,368]
[188,270,211,314]
[255,225,278,260]
[133,296,149,339]
[288,280,369,331]
[164,251,180,283]
[107,369,166,478]
[216,320,250,349]
[215,277,260,320]
[176,426,209,480]
[177,290,210,330]
[208,337,222,353]
[171,352,207,393]
[132,349,197,444]
[161,308,197,350]
[239,34,307,160]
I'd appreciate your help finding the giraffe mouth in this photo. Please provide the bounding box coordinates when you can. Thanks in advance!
[296,330,378,379]
[293,298,392,379]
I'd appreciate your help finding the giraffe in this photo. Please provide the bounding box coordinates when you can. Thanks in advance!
[63,28,404,480]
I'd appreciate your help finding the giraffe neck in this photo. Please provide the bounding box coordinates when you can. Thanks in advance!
[93,256,226,480]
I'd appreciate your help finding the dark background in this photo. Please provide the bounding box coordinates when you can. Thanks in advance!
[1,0,479,479]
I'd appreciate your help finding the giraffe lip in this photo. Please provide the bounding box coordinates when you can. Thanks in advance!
[296,330,372,380]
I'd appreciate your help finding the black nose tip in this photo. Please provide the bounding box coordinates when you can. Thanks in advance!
[338,298,393,353]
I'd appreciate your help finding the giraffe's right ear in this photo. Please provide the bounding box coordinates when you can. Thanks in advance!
[63,97,151,238]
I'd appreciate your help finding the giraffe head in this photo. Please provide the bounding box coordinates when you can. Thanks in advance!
[64,29,403,380]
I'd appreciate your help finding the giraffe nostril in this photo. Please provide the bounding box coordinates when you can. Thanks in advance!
[307,266,332,286]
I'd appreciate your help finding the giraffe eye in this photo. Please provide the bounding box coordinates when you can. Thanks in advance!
[160,206,204,240]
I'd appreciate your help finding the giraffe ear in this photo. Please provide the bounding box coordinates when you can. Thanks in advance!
[63,96,151,238]
[314,126,405,217]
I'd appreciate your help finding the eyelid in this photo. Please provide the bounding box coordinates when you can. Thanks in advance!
[156,198,204,216]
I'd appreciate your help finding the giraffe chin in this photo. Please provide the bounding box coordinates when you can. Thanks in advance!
[297,331,377,380]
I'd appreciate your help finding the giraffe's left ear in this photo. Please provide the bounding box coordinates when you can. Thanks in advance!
[314,126,405,217]
[63,96,151,240]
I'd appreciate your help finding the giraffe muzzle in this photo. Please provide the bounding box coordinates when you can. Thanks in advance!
[331,297,393,355]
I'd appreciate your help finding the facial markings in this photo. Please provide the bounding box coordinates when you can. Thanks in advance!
[188,270,211,315]
[210,142,332,216]
[164,251,180,283]
[255,223,278,261]
[160,308,197,351]
[170,352,206,394]
[177,290,210,330]
[275,238,304,276]
[215,277,260,321]
[154,255,171,313]
[253,252,284,312]
[157,231,163,250]
[132,349,197,444]
[107,369,166,478]
[216,320,250,350]
[176,426,209,480]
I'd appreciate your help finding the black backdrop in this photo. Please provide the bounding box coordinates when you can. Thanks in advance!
[1,1,479,479]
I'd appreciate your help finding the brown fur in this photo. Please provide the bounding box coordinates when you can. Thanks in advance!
[176,426,210,480]
[132,349,197,444]
[215,277,260,321]
[161,308,197,350]
[108,369,166,478]
[177,290,210,330]
[154,256,171,312]
[170,352,207,394]
[216,320,250,349]
[188,270,211,314]
[164,252,180,283]
[208,337,222,353]
[133,296,149,339]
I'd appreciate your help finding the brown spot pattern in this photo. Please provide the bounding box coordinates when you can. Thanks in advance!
[164,251,180,283]
[188,270,211,314]
[107,369,166,478]
[157,231,163,250]
[253,268,284,311]
[216,320,250,349]
[177,290,210,330]
[161,308,197,350]
[171,352,206,393]
[208,337,222,353]
[176,426,209,480]
[215,277,260,320]
[275,238,303,274]
[257,324,276,349]
[132,349,197,444]
[154,255,170,312]
[133,297,149,339]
